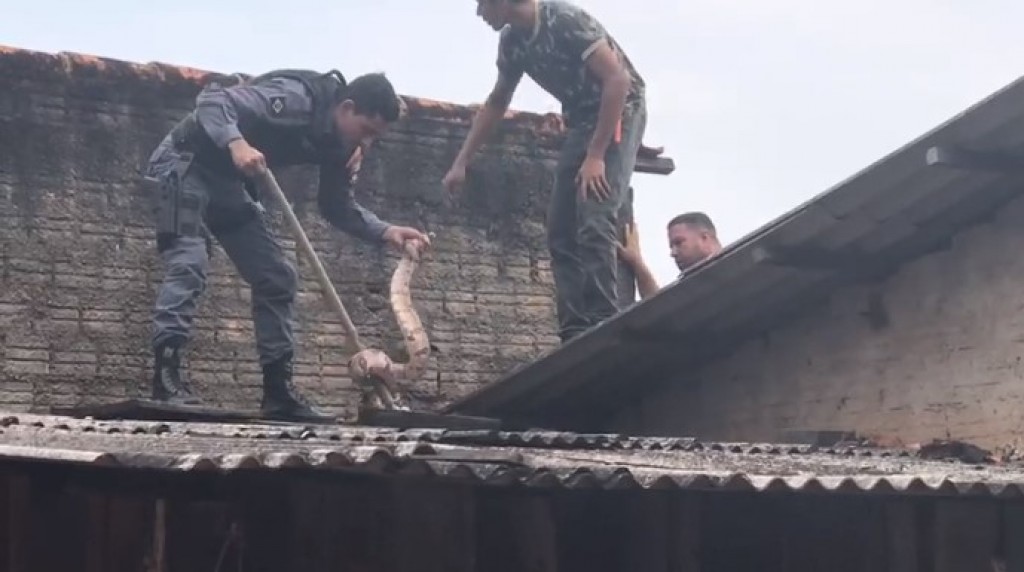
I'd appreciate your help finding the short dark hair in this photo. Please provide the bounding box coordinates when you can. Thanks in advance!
[344,72,402,122]
[668,212,716,234]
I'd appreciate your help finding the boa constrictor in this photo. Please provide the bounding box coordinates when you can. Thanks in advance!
[259,169,429,412]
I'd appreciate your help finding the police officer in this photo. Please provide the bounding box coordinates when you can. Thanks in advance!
[144,69,430,423]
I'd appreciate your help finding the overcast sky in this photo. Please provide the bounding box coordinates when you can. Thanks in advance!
[5,0,1024,283]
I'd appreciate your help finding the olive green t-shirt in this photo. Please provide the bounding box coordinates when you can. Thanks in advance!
[496,0,646,128]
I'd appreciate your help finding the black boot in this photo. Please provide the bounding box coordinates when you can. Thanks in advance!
[151,341,202,405]
[260,353,336,423]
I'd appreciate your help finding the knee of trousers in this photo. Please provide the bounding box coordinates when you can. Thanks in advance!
[547,231,575,260]
[251,260,298,303]
[546,212,578,259]
[164,256,207,292]
[576,210,618,248]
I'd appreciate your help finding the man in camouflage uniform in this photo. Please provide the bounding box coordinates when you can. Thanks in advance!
[443,0,647,343]
[144,69,430,422]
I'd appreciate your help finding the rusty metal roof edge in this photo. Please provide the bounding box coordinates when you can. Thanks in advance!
[3,415,1024,497]
[1,442,1022,498]
[444,72,1024,418]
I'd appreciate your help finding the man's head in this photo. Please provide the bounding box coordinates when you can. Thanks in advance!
[667,212,721,272]
[332,72,403,150]
[475,0,532,31]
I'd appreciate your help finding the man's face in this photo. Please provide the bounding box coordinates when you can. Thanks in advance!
[332,100,391,152]
[668,223,713,272]
[476,0,511,31]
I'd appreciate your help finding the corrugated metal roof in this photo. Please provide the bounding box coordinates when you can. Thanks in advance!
[1,414,1023,497]
[446,72,1024,426]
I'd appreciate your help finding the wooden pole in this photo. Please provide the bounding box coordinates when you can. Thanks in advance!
[257,169,365,355]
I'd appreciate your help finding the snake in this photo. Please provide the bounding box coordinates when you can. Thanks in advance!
[349,239,431,411]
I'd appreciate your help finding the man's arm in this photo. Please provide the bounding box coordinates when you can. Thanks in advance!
[452,70,522,169]
[618,222,660,300]
[317,158,391,245]
[582,42,631,160]
[633,260,661,301]
[551,5,632,160]
[451,31,524,170]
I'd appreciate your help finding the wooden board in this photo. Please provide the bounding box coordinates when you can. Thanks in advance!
[356,409,503,431]
[49,399,315,425]
[51,400,503,430]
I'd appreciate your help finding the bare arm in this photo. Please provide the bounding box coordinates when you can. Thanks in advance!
[618,221,660,300]
[452,72,522,168]
[582,40,631,160]
[633,260,661,300]
[317,153,391,245]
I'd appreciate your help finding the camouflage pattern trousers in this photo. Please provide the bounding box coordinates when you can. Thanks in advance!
[548,100,648,342]
[144,136,299,366]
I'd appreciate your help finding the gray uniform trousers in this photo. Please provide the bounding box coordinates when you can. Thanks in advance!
[548,100,648,341]
[145,136,298,366]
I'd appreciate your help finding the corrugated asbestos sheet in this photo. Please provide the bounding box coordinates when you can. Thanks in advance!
[1,414,1023,497]
[446,72,1024,426]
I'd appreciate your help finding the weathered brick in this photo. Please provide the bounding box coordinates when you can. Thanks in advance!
[51,363,98,376]
[53,351,96,364]
[49,308,80,320]
[53,273,93,289]
[5,360,49,375]
[80,321,125,336]
[5,348,49,361]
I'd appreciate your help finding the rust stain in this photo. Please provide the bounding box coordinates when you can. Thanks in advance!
[156,63,210,82]
[61,52,108,69]
[405,96,565,136]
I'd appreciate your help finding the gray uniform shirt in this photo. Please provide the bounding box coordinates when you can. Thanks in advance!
[497,0,645,128]
[193,76,391,245]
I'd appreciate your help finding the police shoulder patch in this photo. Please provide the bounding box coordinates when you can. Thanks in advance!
[268,95,287,116]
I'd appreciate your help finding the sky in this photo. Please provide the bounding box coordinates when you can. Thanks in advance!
[5,0,1024,284]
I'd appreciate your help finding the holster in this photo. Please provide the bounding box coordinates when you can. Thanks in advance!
[146,153,213,257]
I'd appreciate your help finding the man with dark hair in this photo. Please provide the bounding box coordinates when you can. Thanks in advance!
[144,68,430,422]
[618,211,723,300]
[443,0,648,343]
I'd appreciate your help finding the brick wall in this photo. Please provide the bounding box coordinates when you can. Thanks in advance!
[613,194,1024,451]
[0,48,564,419]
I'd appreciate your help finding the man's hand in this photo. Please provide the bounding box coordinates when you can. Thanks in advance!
[576,155,611,202]
[617,220,642,266]
[229,139,266,177]
[442,161,467,201]
[383,226,432,260]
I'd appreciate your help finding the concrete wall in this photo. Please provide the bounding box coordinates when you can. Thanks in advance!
[613,193,1024,451]
[0,47,565,419]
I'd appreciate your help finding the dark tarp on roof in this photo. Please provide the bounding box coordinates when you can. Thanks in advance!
[445,73,1024,429]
